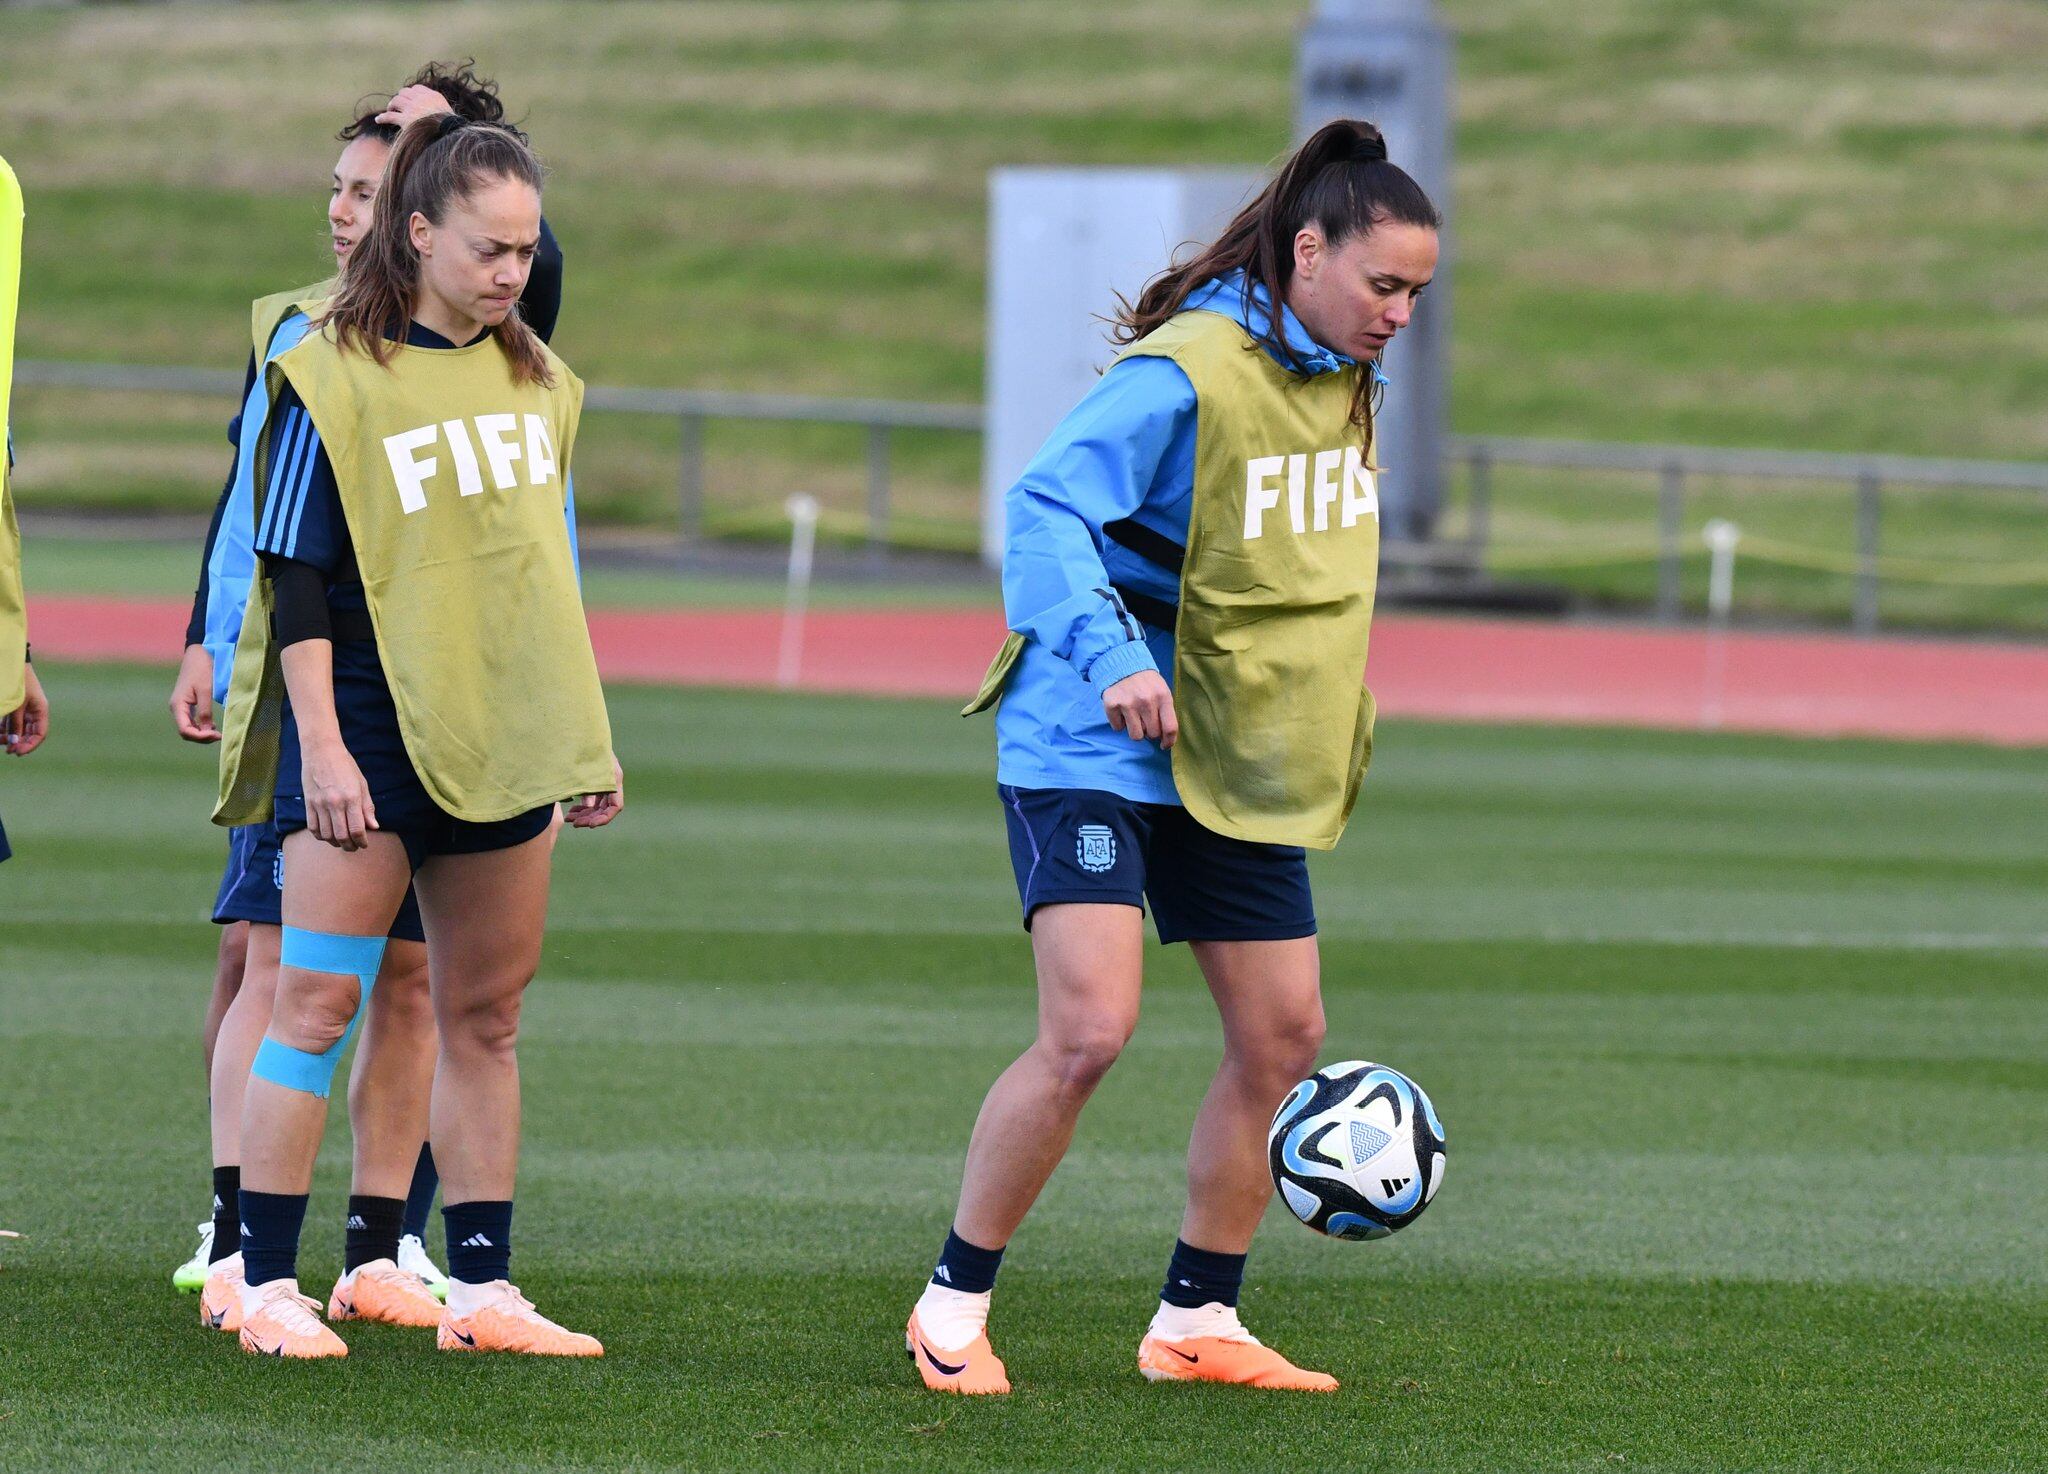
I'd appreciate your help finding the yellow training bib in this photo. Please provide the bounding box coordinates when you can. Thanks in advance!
[216,325,612,825]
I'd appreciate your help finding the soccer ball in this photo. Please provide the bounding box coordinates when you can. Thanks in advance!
[1268,1060,1446,1241]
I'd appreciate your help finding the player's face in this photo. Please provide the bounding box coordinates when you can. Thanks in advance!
[1286,220,1438,363]
[409,176,541,332]
[328,136,390,265]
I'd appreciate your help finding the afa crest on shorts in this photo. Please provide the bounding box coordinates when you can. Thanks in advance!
[1076,823,1116,873]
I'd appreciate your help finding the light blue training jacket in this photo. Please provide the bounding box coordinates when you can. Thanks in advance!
[993,270,1374,805]
[201,313,581,706]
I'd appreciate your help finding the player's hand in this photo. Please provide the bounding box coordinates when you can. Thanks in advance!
[564,754,624,829]
[169,644,220,743]
[375,84,455,130]
[2,664,49,757]
[1101,669,1178,749]
[301,737,378,850]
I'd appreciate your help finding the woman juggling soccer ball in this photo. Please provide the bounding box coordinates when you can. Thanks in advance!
[912,120,1439,1394]
[213,115,622,1359]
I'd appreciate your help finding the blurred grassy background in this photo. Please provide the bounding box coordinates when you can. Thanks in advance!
[2,0,2045,627]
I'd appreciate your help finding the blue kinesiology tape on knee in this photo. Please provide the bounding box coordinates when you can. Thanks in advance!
[249,927,390,1097]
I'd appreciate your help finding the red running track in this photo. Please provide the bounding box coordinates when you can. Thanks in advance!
[28,594,2048,747]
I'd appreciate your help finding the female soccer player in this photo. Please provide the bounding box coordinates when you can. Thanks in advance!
[210,114,620,1360]
[169,64,565,1320]
[912,120,1439,1394]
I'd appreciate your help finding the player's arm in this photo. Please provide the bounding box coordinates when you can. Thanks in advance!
[555,468,622,827]
[1001,356,1192,746]
[170,349,257,742]
[272,571,374,849]
[169,470,233,743]
[2,656,47,756]
[256,395,374,849]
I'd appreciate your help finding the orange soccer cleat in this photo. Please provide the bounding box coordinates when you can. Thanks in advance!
[437,1282,603,1357]
[238,1279,348,1359]
[327,1259,446,1328]
[1137,1329,1339,1392]
[905,1308,1011,1395]
[199,1253,245,1333]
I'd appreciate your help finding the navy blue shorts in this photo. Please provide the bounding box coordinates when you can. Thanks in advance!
[999,784,1316,945]
[214,819,427,942]
[272,799,555,873]
[274,638,556,871]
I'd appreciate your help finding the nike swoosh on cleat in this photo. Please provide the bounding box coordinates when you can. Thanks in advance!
[918,1340,967,1377]
[451,1327,477,1347]
[1162,1345,1200,1365]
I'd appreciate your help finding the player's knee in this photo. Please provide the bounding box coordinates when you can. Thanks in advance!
[215,923,251,993]
[372,947,434,1029]
[271,971,364,1054]
[442,987,524,1061]
[1040,1019,1133,1095]
[1237,1004,1326,1087]
[250,930,386,1097]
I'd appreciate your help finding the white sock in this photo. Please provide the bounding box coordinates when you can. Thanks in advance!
[913,1281,992,1352]
[446,1277,504,1318]
[1148,1299,1258,1344]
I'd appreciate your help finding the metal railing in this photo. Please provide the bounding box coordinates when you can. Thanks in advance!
[17,358,2048,631]
[1446,435,2048,633]
[12,358,984,554]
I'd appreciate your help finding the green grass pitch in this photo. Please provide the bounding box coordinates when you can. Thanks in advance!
[2,663,2045,1470]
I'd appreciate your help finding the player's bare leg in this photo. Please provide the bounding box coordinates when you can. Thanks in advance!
[325,938,444,1328]
[1138,935,1336,1391]
[232,830,411,1358]
[414,830,599,1356]
[911,902,1145,1393]
[177,924,261,1293]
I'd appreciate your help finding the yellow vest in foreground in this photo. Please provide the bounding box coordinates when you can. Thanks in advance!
[969,310,1380,850]
[216,326,613,825]
[0,455,22,719]
[0,154,25,716]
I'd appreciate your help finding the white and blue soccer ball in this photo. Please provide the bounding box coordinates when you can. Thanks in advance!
[1268,1060,1446,1241]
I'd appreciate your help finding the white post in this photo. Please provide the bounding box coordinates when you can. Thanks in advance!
[1700,518,1741,729]
[777,493,819,690]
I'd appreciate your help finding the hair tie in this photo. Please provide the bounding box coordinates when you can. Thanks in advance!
[432,112,470,142]
[1350,132,1388,164]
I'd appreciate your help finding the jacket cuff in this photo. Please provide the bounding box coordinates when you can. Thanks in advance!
[1084,638,1159,689]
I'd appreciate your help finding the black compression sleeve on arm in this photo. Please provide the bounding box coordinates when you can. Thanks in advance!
[186,471,234,646]
[522,216,564,345]
[265,557,333,648]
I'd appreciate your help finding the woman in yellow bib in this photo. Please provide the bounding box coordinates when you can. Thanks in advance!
[911,121,1439,1394]
[213,116,621,1359]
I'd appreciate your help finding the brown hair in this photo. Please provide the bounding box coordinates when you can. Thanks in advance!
[1113,119,1439,432]
[319,115,553,385]
[338,58,517,148]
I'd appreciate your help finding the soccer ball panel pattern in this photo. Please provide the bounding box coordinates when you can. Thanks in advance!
[1267,1060,1446,1241]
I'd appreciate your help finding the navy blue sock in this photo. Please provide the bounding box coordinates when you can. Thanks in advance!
[401,1144,438,1241]
[343,1194,404,1273]
[443,1200,513,1285]
[238,1189,309,1289]
[931,1227,1004,1295]
[1161,1239,1247,1309]
[209,1165,241,1264]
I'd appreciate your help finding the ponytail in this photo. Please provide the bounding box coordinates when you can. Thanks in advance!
[319,115,554,386]
[1112,119,1438,431]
